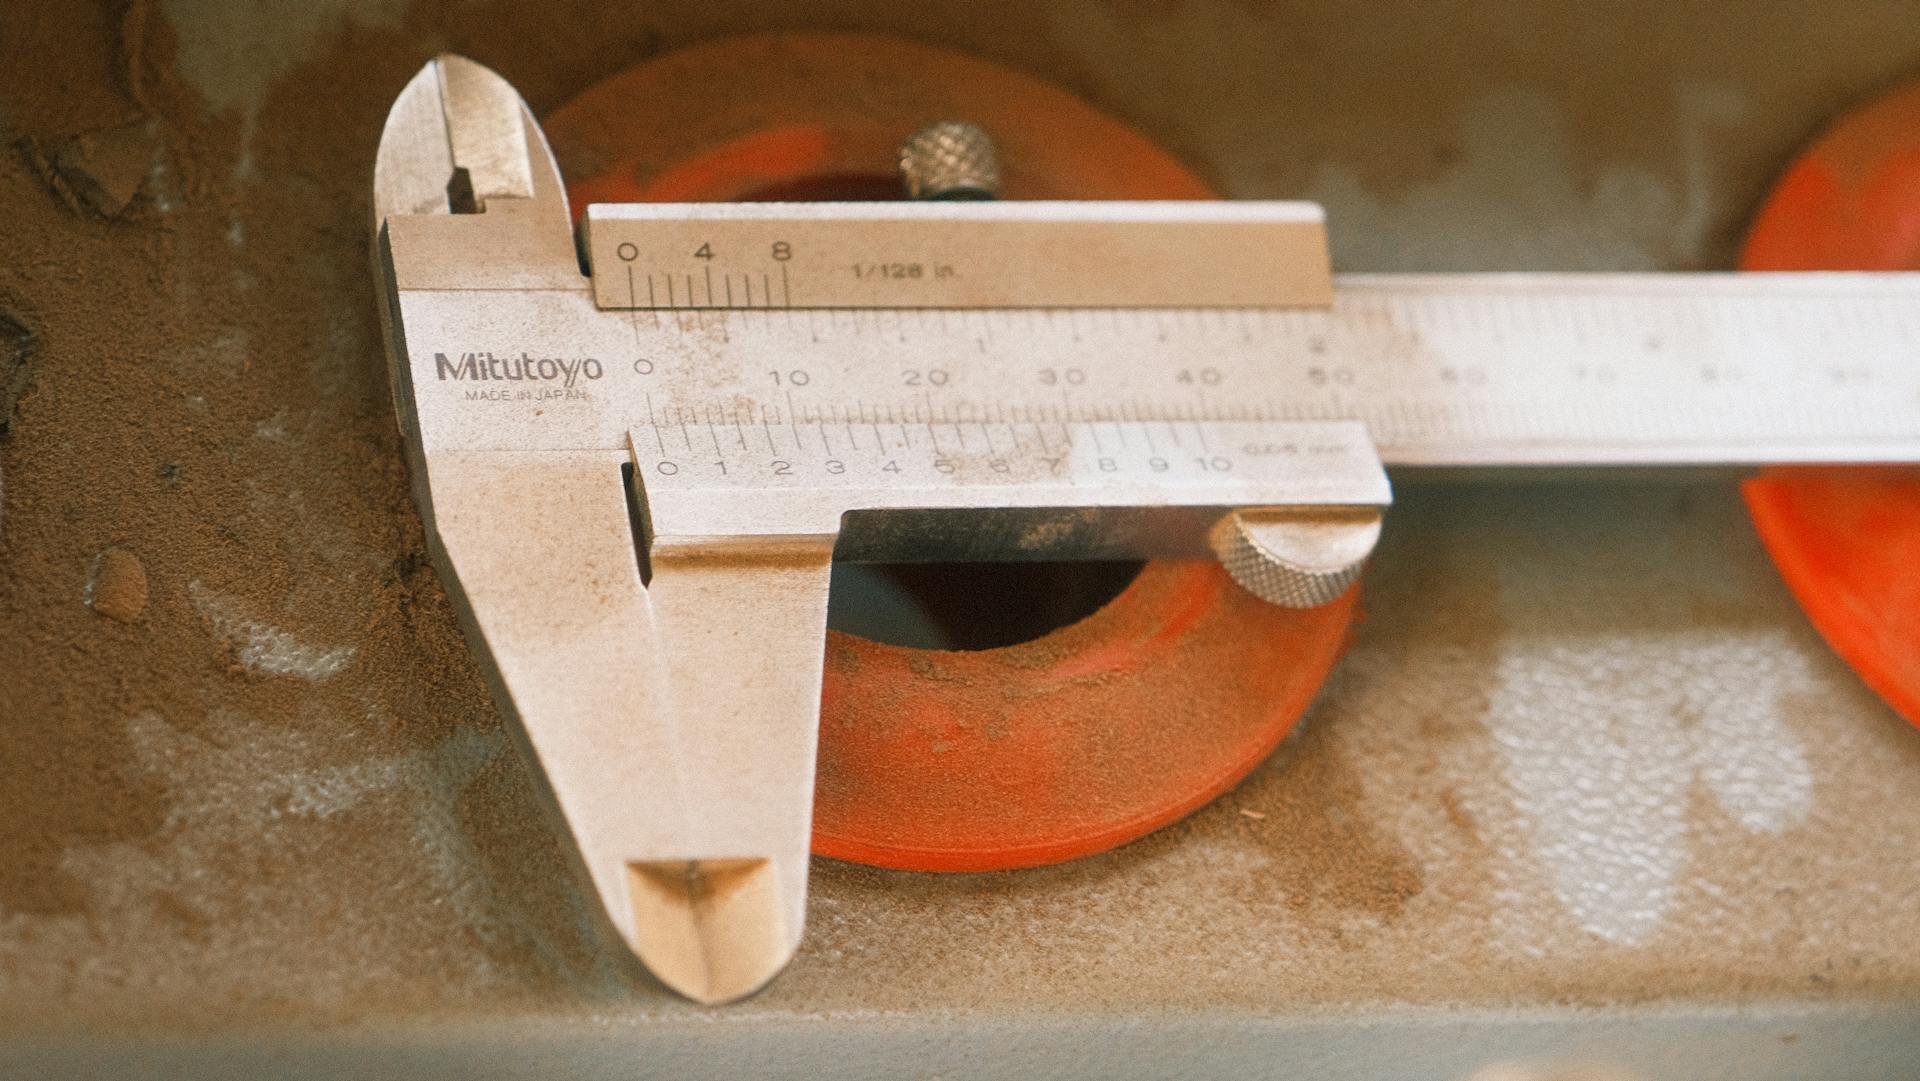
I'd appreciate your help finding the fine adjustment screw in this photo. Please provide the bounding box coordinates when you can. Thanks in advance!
[900,121,1001,200]
[1209,507,1383,609]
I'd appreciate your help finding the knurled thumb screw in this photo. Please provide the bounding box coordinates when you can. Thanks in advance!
[900,121,1002,200]
[1209,507,1383,609]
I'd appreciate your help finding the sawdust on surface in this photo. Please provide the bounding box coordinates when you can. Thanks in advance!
[0,0,1918,1037]
[0,0,622,1022]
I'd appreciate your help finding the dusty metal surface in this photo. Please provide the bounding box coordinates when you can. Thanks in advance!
[3,1,1920,1076]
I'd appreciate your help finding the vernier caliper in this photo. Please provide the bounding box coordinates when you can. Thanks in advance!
[371,56,1920,1003]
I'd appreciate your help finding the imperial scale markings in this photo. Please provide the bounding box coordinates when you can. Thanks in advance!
[372,55,1920,1008]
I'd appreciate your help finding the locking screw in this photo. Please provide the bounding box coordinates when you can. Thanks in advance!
[900,121,1002,200]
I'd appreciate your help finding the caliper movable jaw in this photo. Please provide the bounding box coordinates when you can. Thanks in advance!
[371,55,1389,1005]
[373,55,830,1005]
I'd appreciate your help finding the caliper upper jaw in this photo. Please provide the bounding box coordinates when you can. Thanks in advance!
[371,56,831,1005]
[371,54,584,477]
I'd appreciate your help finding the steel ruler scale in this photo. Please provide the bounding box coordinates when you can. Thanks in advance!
[394,200,1920,550]
[372,56,1920,1006]
[593,237,1920,470]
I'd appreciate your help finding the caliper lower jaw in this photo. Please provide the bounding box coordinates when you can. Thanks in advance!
[427,452,834,1005]
[622,533,836,1004]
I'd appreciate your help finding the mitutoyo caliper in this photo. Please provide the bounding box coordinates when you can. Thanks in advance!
[371,56,1920,1003]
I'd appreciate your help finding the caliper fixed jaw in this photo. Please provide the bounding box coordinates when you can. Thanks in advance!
[373,55,827,1005]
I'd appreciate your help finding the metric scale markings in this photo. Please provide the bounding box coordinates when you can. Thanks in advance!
[582,273,1920,474]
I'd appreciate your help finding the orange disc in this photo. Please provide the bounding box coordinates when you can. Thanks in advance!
[816,564,1354,870]
[1741,81,1920,728]
[542,33,1357,870]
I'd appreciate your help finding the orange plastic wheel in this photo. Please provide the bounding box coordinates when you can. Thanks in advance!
[1741,81,1920,729]
[543,33,1358,870]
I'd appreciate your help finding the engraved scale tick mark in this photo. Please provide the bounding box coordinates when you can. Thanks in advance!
[922,398,940,453]
[625,267,642,344]
[641,392,669,455]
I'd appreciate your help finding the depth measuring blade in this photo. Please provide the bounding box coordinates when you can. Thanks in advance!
[371,56,1920,1004]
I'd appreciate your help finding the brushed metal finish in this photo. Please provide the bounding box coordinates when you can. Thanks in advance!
[580,200,1332,309]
